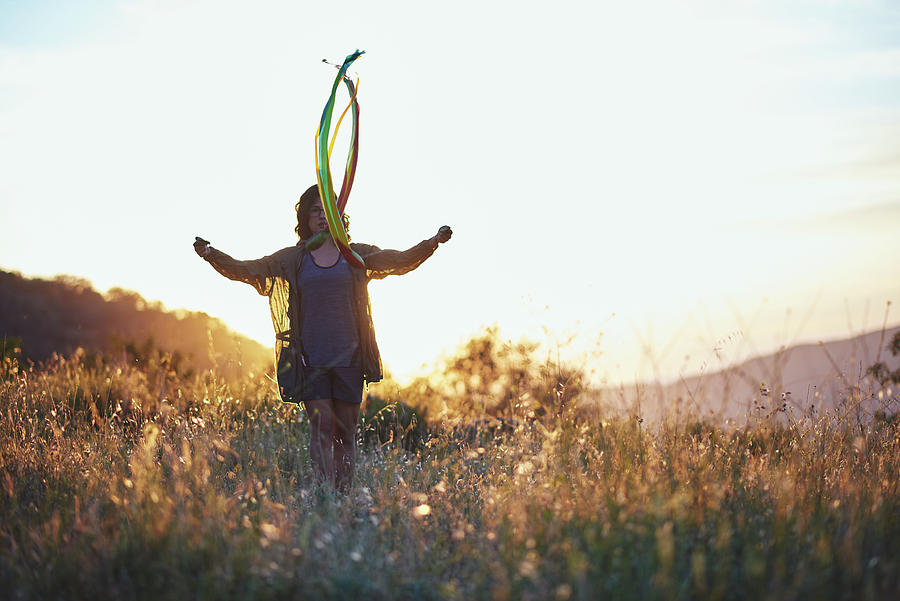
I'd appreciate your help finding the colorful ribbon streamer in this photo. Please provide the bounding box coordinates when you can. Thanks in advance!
[315,49,365,268]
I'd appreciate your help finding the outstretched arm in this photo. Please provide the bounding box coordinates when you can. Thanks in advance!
[358,226,452,280]
[192,237,281,296]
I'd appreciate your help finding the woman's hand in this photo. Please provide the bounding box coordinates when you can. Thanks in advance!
[434,225,452,244]
[193,236,211,257]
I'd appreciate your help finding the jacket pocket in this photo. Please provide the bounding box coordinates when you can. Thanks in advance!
[276,346,302,402]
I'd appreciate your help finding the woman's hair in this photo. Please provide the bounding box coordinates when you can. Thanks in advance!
[294,184,351,242]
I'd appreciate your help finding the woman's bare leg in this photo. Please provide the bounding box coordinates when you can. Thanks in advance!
[304,399,335,487]
[332,400,361,493]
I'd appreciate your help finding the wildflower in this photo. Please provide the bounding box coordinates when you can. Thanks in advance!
[260,523,279,539]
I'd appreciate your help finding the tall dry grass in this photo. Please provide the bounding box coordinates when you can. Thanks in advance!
[0,337,898,600]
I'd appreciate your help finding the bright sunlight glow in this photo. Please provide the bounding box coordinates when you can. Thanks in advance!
[1,0,899,385]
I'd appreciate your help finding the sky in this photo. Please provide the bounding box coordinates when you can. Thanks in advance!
[2,0,899,386]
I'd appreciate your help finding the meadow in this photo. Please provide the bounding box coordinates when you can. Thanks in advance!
[0,333,898,601]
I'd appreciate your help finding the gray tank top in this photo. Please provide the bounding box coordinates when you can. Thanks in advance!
[298,252,360,367]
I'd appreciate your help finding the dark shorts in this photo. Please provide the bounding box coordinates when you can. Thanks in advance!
[299,366,364,404]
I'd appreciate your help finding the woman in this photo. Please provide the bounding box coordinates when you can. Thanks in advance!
[193,184,451,491]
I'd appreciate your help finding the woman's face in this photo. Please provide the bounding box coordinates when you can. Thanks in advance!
[307,199,329,236]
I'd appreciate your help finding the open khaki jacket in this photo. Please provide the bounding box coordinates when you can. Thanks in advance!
[204,238,438,402]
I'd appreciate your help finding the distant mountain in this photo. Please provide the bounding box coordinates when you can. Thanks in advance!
[630,325,900,422]
[0,270,272,374]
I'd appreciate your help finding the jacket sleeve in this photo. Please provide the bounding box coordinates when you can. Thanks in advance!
[203,247,288,296]
[354,238,439,280]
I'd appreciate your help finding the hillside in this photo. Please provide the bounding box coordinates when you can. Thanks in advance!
[652,325,900,422]
[0,269,272,374]
[2,303,898,600]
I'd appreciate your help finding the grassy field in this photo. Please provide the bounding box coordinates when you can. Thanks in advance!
[1,342,898,601]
